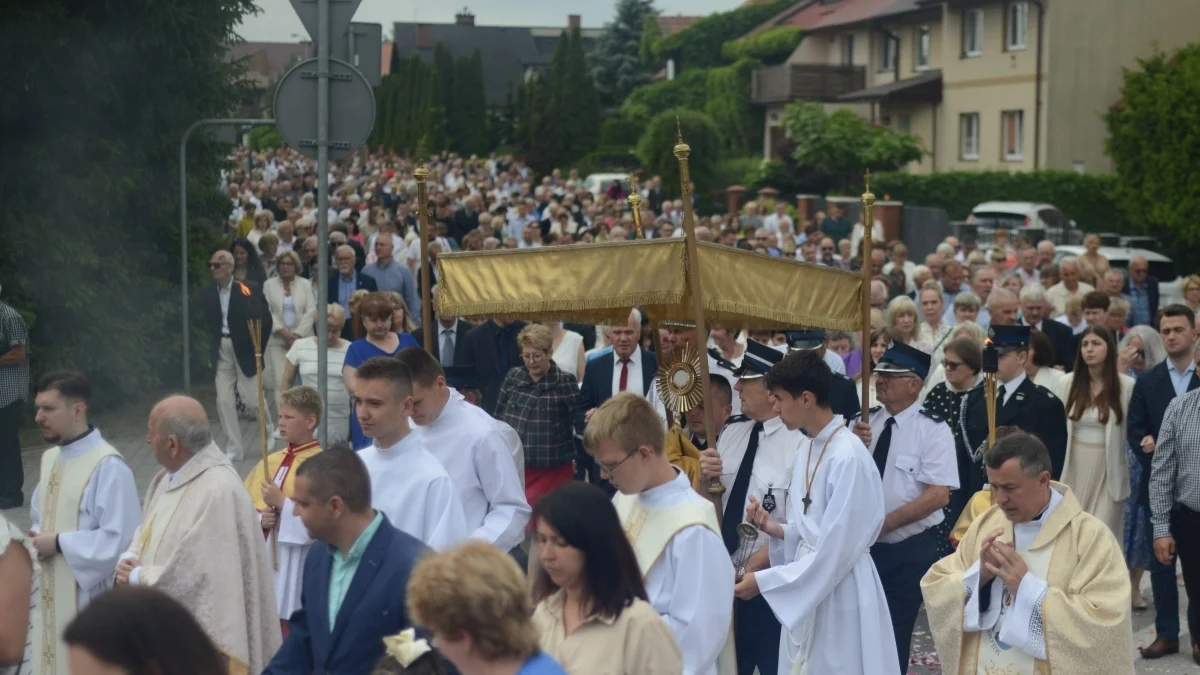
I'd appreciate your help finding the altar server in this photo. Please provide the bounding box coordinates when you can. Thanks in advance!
[397,348,530,552]
[243,385,324,632]
[29,371,140,675]
[116,395,280,675]
[700,339,803,675]
[584,392,735,675]
[352,357,468,551]
[737,350,898,675]
[784,329,860,421]
[922,431,1133,674]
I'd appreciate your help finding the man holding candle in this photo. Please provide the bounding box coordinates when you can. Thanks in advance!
[203,249,272,461]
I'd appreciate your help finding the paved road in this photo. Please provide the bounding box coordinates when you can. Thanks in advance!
[3,397,1195,674]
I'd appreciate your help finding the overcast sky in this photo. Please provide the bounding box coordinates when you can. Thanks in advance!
[237,0,739,41]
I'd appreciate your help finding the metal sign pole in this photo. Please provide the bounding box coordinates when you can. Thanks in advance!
[315,0,331,448]
[179,117,276,394]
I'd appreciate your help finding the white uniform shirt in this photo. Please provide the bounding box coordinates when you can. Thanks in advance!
[860,402,959,544]
[716,415,802,555]
[626,471,735,675]
[413,391,531,551]
[358,433,469,551]
[30,429,141,608]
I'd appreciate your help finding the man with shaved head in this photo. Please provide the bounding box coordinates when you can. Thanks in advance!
[116,395,281,674]
[203,248,271,461]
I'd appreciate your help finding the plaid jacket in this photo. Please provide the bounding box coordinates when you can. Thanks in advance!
[495,362,579,469]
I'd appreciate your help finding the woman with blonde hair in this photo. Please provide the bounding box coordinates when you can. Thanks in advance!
[1052,325,1134,539]
[407,541,568,675]
[247,211,275,248]
[283,304,351,443]
[1056,293,1087,334]
[916,283,951,355]
[1000,273,1024,296]
[383,291,419,337]
[1183,274,1200,313]
[264,250,316,424]
[1080,233,1111,276]
[884,295,919,345]
[496,325,579,510]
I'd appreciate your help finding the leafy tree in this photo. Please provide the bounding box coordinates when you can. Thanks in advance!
[450,51,488,155]
[704,58,762,155]
[636,109,723,203]
[622,68,709,122]
[0,0,255,407]
[651,0,791,72]
[592,0,657,109]
[782,102,925,193]
[1105,44,1200,267]
[640,14,662,69]
[559,27,603,158]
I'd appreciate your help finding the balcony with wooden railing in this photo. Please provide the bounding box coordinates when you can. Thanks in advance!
[751,63,867,104]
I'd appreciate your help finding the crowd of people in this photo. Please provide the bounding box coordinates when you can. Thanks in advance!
[2,146,1200,675]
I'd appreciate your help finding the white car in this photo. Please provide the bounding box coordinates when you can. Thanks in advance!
[582,173,629,199]
[969,202,1073,231]
[1053,245,1183,306]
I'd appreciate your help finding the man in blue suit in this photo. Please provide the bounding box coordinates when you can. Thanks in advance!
[264,445,431,675]
[574,309,657,493]
[1128,304,1199,660]
[328,244,378,339]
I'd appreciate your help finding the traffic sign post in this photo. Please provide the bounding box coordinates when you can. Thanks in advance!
[347,23,383,87]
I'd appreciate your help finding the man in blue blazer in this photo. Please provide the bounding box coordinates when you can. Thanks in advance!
[1127,305,1199,660]
[328,244,379,339]
[264,446,432,675]
[574,310,657,493]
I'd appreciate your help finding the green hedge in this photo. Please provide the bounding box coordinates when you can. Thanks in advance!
[870,171,1128,232]
[636,109,723,203]
[722,26,804,65]
[622,68,708,122]
[652,0,792,72]
[704,58,761,155]
[573,145,642,178]
[600,117,646,147]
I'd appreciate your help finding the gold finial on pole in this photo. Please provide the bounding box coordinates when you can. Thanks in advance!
[414,165,434,354]
[627,173,645,239]
[672,120,722,514]
[859,169,875,424]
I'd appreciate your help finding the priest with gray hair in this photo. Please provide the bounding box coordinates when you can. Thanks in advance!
[115,395,281,675]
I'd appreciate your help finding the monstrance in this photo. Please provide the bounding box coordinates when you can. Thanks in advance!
[655,343,705,425]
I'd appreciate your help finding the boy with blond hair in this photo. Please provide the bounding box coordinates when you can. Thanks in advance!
[244,384,324,634]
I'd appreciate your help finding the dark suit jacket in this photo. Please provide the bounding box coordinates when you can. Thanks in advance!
[327,272,379,339]
[574,349,658,433]
[1035,318,1077,372]
[962,377,1067,494]
[1125,276,1160,325]
[461,320,526,414]
[1127,361,1200,507]
[831,373,862,423]
[201,280,272,377]
[264,517,429,675]
[416,318,472,366]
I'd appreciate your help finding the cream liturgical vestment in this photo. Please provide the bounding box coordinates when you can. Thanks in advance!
[30,429,140,675]
[614,470,736,675]
[921,482,1133,675]
[123,443,281,675]
[753,415,898,675]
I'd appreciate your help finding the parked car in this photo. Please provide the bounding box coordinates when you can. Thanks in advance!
[969,202,1074,231]
[1054,244,1184,306]
[582,173,629,199]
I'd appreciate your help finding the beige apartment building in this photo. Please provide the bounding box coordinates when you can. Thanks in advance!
[750,0,1200,174]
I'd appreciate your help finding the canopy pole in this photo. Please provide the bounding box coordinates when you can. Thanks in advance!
[629,176,662,357]
[674,120,723,516]
[415,166,434,355]
[860,171,875,424]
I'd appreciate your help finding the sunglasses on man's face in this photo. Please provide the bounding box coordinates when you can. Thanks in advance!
[209,262,229,269]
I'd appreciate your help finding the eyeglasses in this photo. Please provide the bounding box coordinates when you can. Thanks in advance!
[943,359,965,371]
[208,262,228,269]
[520,352,547,363]
[597,447,640,474]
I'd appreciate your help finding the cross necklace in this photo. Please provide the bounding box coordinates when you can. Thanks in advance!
[803,426,842,514]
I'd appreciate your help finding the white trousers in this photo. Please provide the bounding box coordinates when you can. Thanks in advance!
[215,337,258,459]
[264,338,287,423]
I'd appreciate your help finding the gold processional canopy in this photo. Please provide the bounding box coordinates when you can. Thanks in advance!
[435,237,863,331]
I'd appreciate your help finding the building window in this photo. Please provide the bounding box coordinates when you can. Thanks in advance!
[960,113,980,160]
[1002,110,1024,161]
[1007,2,1028,50]
[879,35,897,72]
[962,8,983,57]
[842,34,855,65]
[915,25,931,70]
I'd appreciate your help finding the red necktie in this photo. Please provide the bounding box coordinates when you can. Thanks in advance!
[619,358,630,392]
